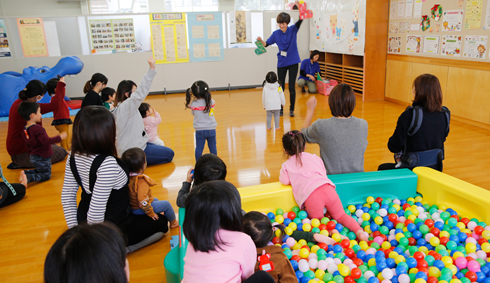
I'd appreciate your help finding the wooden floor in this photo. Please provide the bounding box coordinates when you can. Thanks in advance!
[1,87,490,282]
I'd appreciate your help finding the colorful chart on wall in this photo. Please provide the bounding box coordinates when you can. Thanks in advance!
[422,35,440,54]
[441,35,462,56]
[406,35,421,53]
[464,0,483,29]
[0,19,11,57]
[309,0,366,56]
[17,17,48,57]
[149,13,189,64]
[463,35,488,58]
[89,19,135,52]
[229,11,251,44]
[388,36,402,53]
[443,10,464,31]
[485,0,490,29]
[187,12,224,62]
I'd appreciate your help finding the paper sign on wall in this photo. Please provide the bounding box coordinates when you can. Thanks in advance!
[441,35,462,56]
[187,12,224,62]
[390,1,397,19]
[0,19,11,57]
[464,0,483,29]
[398,1,406,19]
[17,17,48,57]
[406,35,421,53]
[443,10,464,31]
[388,36,402,53]
[423,35,440,54]
[150,13,189,64]
[463,35,488,58]
[413,0,423,18]
[405,0,414,19]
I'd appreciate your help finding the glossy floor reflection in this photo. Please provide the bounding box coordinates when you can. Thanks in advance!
[1,87,490,282]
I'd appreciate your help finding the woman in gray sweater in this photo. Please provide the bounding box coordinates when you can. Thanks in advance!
[111,58,174,165]
[301,84,368,174]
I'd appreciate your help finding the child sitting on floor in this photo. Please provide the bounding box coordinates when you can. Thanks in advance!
[121,147,178,228]
[101,87,116,110]
[139,102,165,146]
[18,101,67,188]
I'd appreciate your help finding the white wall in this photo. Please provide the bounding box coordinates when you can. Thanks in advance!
[0,0,84,17]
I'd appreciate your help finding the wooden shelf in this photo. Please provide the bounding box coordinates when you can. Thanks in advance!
[315,51,365,95]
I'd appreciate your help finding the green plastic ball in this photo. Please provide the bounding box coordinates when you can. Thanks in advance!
[292,206,300,213]
[323,273,333,282]
[276,208,284,215]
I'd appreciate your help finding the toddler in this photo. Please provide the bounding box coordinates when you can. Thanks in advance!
[279,130,368,242]
[121,147,178,228]
[18,102,67,188]
[101,87,115,110]
[185,80,217,161]
[139,102,165,146]
[46,77,71,150]
[263,72,285,130]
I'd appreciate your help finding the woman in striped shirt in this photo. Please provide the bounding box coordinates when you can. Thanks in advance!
[61,106,168,251]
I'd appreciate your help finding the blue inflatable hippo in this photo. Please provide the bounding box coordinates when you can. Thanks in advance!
[0,56,84,117]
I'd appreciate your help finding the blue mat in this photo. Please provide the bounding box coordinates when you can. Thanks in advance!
[0,109,80,122]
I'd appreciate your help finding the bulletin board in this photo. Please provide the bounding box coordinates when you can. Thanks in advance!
[89,18,136,52]
[309,0,366,56]
[387,0,490,61]
[187,12,224,62]
[149,13,189,64]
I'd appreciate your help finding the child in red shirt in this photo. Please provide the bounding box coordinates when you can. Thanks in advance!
[46,77,71,150]
[18,102,67,188]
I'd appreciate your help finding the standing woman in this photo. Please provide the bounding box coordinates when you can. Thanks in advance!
[297,50,321,94]
[62,106,168,252]
[6,80,67,169]
[111,58,174,165]
[257,12,302,117]
[81,73,107,108]
[378,74,450,171]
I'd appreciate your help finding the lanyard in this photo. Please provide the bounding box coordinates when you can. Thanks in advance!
[0,165,16,196]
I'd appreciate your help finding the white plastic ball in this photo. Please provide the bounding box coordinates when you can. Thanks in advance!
[309,258,318,269]
[327,263,338,274]
[468,221,478,230]
[299,260,310,272]
[379,209,388,217]
[382,268,394,280]
[364,271,375,279]
[317,260,328,271]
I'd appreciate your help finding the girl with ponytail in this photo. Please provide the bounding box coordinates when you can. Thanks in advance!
[279,130,368,242]
[81,73,107,108]
[7,80,67,169]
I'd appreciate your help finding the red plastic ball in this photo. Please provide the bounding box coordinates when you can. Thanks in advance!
[427,276,438,283]
[383,249,392,258]
[351,268,362,279]
[389,214,398,222]
[461,218,470,226]
[466,257,474,263]
[418,267,429,275]
[478,238,489,245]
[372,231,382,238]
[466,271,478,282]
[475,226,484,235]
[287,211,296,220]
[327,221,336,230]
[418,259,428,269]
[301,245,310,251]
[403,203,411,210]
[291,255,301,262]
[430,227,441,237]
[432,253,442,261]
[345,248,355,258]
[318,243,328,251]
[319,224,328,231]
[272,237,282,245]
[439,236,449,246]
[450,215,460,221]
[353,258,364,267]
[375,197,383,204]
[424,219,435,228]
[414,251,425,261]
[345,276,355,283]
[341,239,350,248]
[408,237,417,246]
[405,219,414,226]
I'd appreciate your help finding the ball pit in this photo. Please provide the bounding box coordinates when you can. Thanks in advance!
[268,196,490,283]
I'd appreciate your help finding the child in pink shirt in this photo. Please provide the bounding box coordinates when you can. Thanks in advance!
[139,102,165,146]
[182,180,274,283]
[279,130,368,242]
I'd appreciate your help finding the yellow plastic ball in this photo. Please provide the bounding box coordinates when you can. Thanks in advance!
[439,204,447,211]
[292,243,302,250]
[275,215,284,224]
[409,268,419,274]
[360,241,369,251]
[303,223,312,232]
[338,264,350,276]
[402,227,408,232]
[440,281,449,283]
[348,205,356,213]
[311,245,320,254]
[415,196,423,202]
[389,251,399,259]
[298,239,307,246]
[453,252,464,259]
[481,242,490,253]
[332,233,342,243]
[366,196,375,204]
[395,255,406,264]
[448,264,458,275]
[419,246,429,254]
[430,237,440,247]
[363,204,371,208]
[375,216,383,225]
[466,243,477,253]
[449,279,461,283]
[482,230,490,240]
[408,215,417,221]
[362,213,371,221]
[285,226,293,236]
[368,258,376,267]
[311,218,321,228]
[299,248,310,258]
[289,222,297,231]
[377,273,384,281]
[407,197,415,203]
[393,204,401,211]
[350,240,359,247]
[411,209,420,216]
[442,256,453,267]
[315,269,326,279]
[320,230,329,236]
[440,231,450,238]
[364,226,372,234]
[456,222,466,230]
[428,267,441,277]
[463,229,471,234]
[382,242,392,250]
[415,279,427,283]
[275,229,283,237]
[396,233,406,241]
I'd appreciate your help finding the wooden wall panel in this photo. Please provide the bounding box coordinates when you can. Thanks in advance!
[385,60,412,103]
[446,67,490,124]
[411,63,449,105]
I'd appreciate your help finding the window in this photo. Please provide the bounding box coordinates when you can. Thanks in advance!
[234,0,284,11]
[89,0,149,14]
[164,0,219,12]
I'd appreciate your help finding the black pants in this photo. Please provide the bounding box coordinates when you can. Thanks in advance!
[378,163,441,171]
[243,271,275,283]
[277,63,299,112]
[0,183,26,208]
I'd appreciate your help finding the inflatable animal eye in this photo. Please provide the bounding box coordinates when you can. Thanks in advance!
[40,69,46,73]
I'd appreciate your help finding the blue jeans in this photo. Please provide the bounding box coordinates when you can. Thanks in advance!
[25,155,51,183]
[131,198,176,221]
[144,143,174,165]
[195,129,217,161]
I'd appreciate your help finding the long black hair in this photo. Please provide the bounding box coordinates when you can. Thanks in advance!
[185,80,212,113]
[183,180,243,253]
[83,73,108,94]
[115,80,137,107]
[262,71,282,87]
[44,223,127,283]
[18,80,46,100]
[193,153,227,186]
[282,130,306,166]
[243,211,285,248]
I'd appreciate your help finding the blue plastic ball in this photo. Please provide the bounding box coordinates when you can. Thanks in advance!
[368,276,380,283]
[406,257,417,268]
[267,212,275,220]
[295,270,304,279]
[290,259,298,270]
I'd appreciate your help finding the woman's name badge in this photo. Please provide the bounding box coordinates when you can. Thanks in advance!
[280,51,287,57]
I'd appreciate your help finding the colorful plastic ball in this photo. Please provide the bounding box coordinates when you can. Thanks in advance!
[382,268,394,279]
[267,212,275,220]
[287,211,296,220]
[367,196,375,204]
[311,218,320,228]
[276,208,284,216]
[468,261,481,272]
[315,269,326,280]
[300,248,310,259]
[457,258,469,269]
[298,211,308,220]
[298,259,310,272]
[303,223,312,232]
[276,215,284,224]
